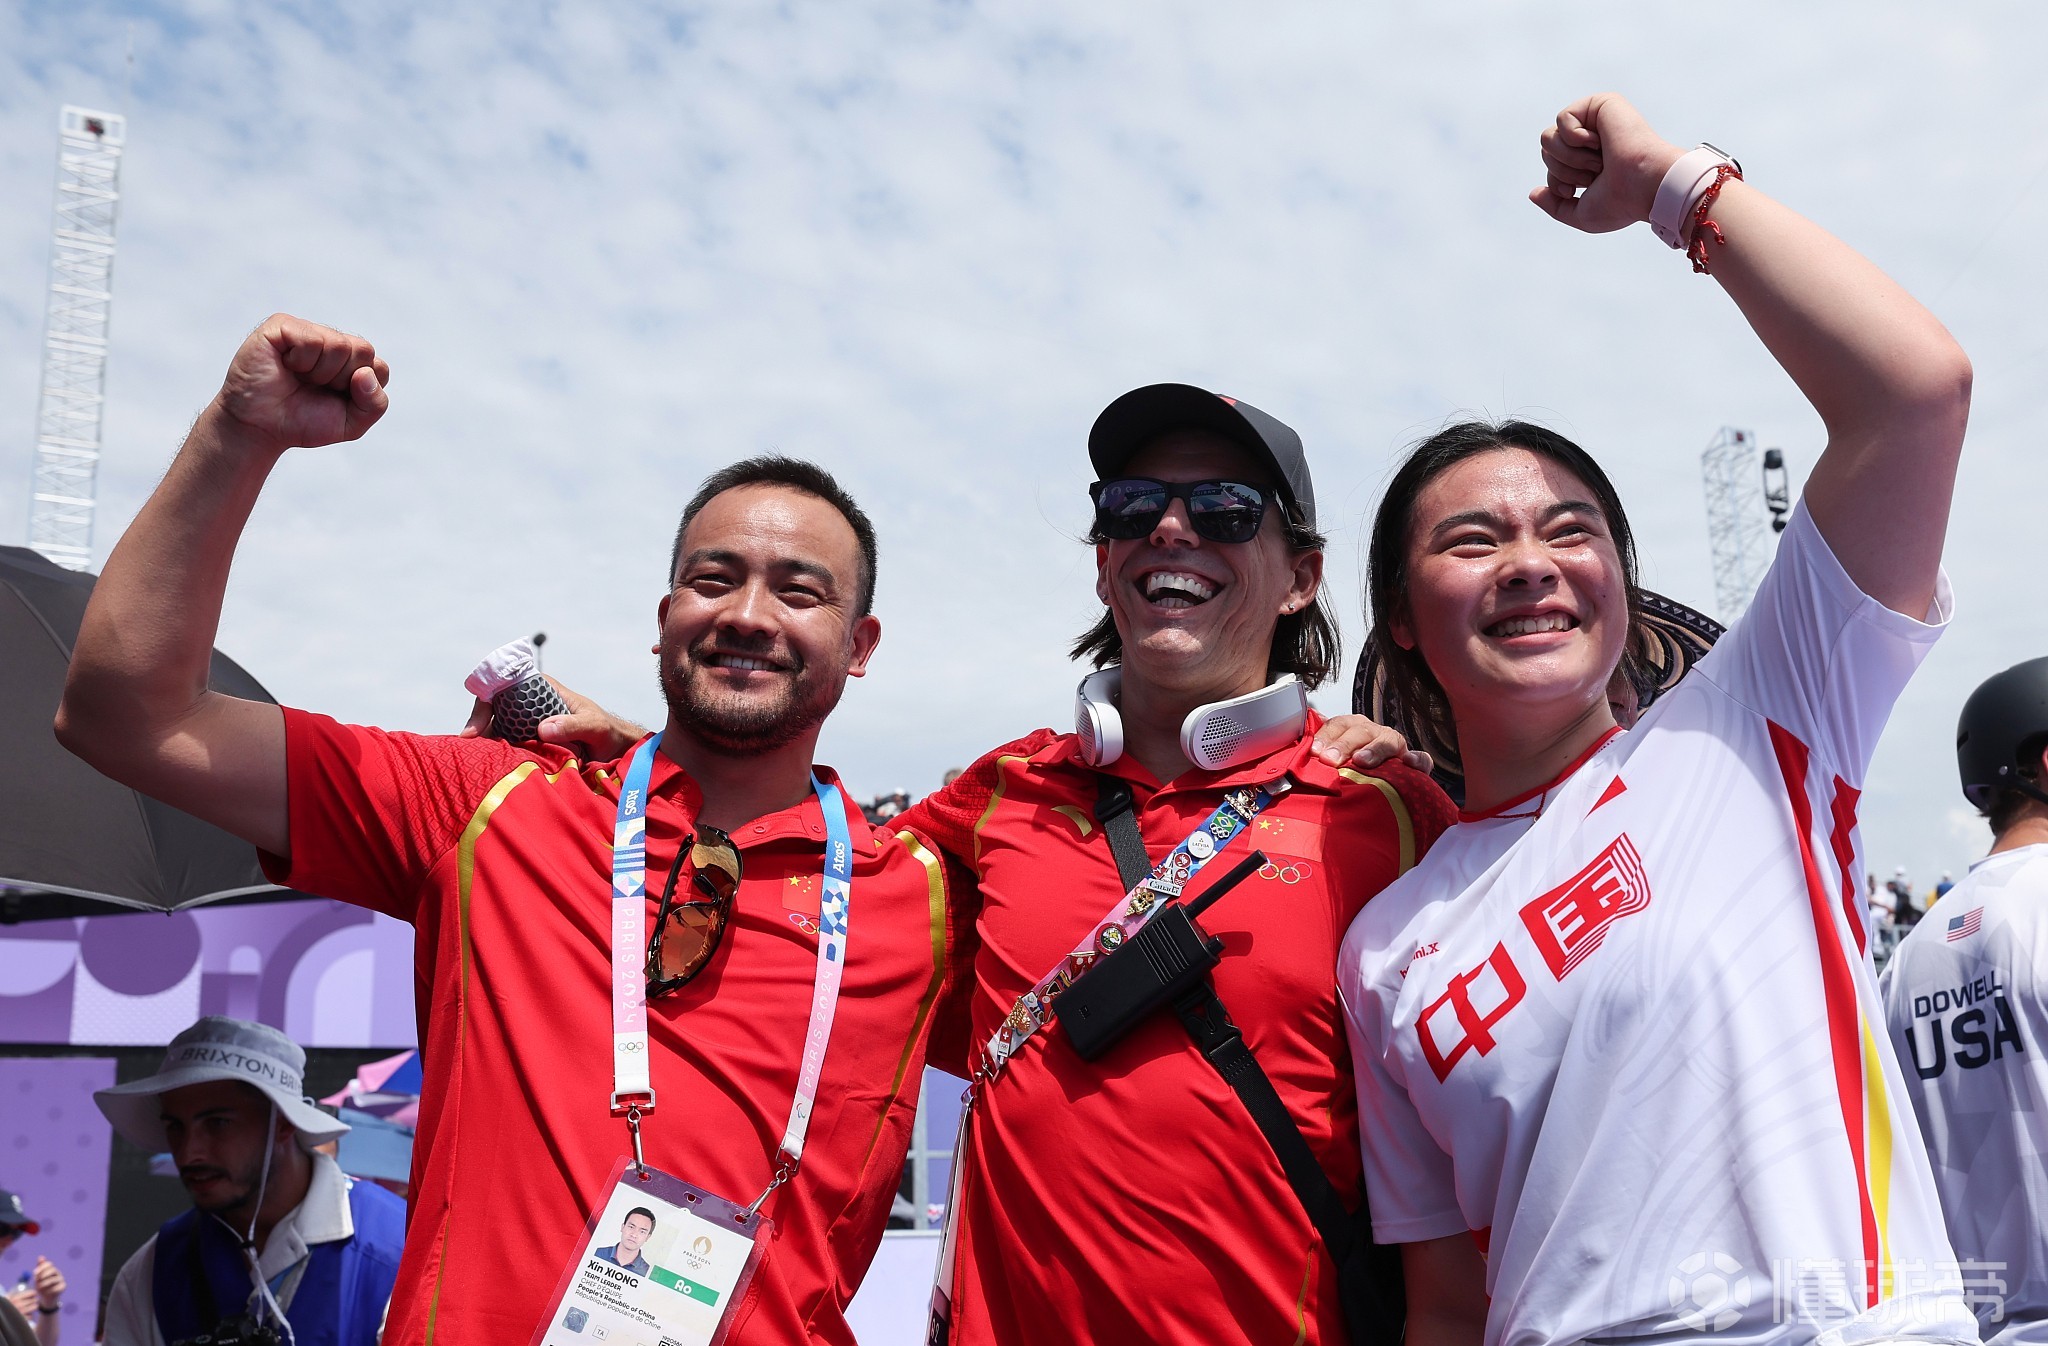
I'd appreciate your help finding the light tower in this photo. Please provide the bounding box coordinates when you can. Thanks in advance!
[1699,427,1794,622]
[27,105,128,571]
[1699,426,1769,621]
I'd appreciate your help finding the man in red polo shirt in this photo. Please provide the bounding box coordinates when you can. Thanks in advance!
[56,315,964,1345]
[899,386,1454,1345]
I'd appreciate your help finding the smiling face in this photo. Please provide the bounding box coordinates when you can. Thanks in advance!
[1093,431,1320,703]
[658,483,882,756]
[1392,446,1628,739]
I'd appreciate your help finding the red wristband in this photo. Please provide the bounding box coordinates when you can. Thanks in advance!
[1686,163,1743,274]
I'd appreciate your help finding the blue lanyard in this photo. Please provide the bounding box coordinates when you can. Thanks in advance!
[608,732,854,1194]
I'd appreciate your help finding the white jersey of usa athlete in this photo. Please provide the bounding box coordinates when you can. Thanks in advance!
[1338,504,1978,1346]
[1881,844,2048,1346]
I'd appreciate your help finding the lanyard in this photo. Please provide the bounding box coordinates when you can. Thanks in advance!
[976,777,1285,1078]
[608,732,854,1205]
[931,773,1287,1341]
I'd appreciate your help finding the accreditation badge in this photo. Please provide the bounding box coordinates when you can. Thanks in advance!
[532,1158,768,1346]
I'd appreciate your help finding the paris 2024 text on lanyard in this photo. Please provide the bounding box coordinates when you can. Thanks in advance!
[529,731,854,1346]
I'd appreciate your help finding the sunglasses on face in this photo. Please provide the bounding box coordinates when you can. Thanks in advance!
[1089,478,1272,544]
[644,827,743,998]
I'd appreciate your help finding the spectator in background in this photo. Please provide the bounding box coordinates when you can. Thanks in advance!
[1891,865,1923,927]
[1882,655,2048,1344]
[862,787,912,824]
[1933,870,1955,905]
[93,1017,403,1346]
[0,1191,63,1346]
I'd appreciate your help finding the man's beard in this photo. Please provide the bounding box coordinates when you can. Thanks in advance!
[661,641,846,756]
[179,1160,261,1220]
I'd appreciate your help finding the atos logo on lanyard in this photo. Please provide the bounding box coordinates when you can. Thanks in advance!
[607,732,853,1182]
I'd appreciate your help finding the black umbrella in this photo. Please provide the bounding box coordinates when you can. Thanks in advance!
[0,544,307,921]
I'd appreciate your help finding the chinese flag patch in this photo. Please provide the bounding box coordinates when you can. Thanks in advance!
[781,871,821,916]
[1519,834,1651,981]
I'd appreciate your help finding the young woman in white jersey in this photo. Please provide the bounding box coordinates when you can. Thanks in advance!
[1337,95,1979,1346]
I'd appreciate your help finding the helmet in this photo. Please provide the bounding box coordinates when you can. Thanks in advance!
[1956,656,2048,812]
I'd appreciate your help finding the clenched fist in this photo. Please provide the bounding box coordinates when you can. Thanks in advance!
[215,313,390,452]
[1529,93,1686,235]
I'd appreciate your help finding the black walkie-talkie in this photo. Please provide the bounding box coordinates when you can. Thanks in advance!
[1052,850,1266,1061]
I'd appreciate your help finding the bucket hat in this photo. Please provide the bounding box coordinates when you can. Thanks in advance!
[94,1016,348,1153]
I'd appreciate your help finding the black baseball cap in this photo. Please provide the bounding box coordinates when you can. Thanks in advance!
[0,1189,40,1235]
[1088,384,1317,530]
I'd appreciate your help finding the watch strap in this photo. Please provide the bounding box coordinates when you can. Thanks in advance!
[1651,144,1739,248]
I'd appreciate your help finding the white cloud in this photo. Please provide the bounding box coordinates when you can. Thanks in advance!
[4,0,2046,885]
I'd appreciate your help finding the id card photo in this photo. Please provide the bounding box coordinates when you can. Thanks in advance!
[534,1163,763,1346]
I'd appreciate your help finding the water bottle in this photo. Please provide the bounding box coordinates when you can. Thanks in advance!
[465,638,570,742]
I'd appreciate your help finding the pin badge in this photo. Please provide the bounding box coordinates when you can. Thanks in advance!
[1187,831,1217,860]
[1096,924,1126,954]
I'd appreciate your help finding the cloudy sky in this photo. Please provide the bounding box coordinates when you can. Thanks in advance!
[5,1,2045,888]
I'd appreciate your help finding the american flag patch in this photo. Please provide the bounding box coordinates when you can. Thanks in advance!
[1946,908,1983,942]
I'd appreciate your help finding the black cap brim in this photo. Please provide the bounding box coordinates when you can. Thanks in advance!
[0,1190,39,1235]
[1088,383,1316,529]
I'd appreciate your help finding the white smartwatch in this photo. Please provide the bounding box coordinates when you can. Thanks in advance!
[1649,143,1741,249]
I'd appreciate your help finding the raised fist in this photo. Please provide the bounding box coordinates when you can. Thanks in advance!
[215,313,391,451]
[1529,93,1685,235]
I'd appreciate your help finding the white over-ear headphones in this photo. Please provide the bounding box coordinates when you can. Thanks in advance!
[1075,669,1309,772]
[1075,668,1126,767]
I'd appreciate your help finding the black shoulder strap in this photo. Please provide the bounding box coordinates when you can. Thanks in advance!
[1093,775,1153,892]
[1091,774,1404,1346]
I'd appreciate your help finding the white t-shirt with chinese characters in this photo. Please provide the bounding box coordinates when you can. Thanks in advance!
[1338,504,1978,1346]
[1881,844,2048,1346]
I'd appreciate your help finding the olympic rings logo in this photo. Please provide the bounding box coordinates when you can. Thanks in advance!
[1258,859,1314,885]
[788,912,820,934]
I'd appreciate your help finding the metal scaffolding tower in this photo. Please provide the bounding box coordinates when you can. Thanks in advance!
[1700,426,1770,621]
[27,105,127,571]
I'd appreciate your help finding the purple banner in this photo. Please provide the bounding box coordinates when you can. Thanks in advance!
[0,1058,114,1337]
[0,900,416,1048]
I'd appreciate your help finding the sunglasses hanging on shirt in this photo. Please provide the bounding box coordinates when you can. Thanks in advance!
[1089,477,1271,544]
[644,827,743,997]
